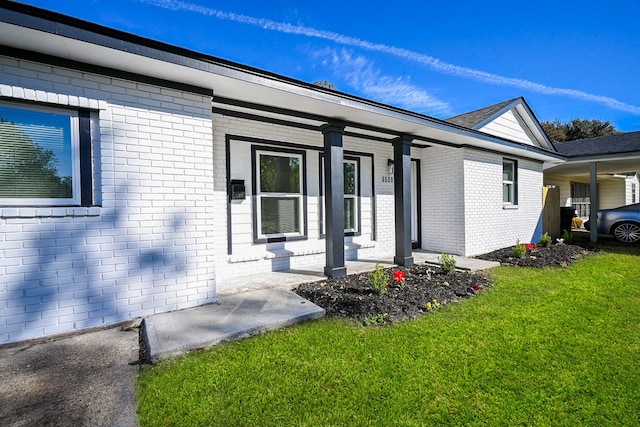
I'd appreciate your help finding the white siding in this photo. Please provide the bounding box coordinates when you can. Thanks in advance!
[600,179,626,209]
[543,174,576,208]
[0,56,216,344]
[478,110,536,146]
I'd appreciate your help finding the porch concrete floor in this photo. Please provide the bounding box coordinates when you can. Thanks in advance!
[142,251,499,362]
[217,250,500,296]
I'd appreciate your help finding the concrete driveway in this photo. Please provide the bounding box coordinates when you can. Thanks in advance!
[0,325,140,427]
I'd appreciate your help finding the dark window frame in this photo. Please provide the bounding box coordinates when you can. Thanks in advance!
[251,145,308,244]
[318,153,362,237]
[0,100,93,207]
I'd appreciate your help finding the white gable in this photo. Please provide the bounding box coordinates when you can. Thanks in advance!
[478,109,537,146]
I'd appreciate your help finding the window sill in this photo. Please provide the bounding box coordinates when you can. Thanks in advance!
[502,204,519,210]
[0,206,102,219]
[254,235,307,244]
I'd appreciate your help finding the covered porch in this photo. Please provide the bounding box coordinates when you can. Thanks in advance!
[217,250,499,296]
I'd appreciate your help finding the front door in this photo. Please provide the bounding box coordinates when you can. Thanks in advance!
[411,159,421,248]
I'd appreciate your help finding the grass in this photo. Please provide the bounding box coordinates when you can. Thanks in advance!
[137,246,640,426]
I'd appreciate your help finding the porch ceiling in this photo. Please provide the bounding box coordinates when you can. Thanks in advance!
[544,152,640,178]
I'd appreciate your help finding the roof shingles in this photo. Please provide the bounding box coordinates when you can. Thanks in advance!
[554,131,640,157]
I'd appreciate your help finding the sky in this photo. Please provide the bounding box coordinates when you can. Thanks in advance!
[16,0,640,131]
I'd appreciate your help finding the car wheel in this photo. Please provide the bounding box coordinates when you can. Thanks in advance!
[612,222,640,243]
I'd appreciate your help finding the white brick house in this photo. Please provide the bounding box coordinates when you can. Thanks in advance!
[0,3,564,344]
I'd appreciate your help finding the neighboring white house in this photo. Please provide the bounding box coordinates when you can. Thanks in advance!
[0,2,564,344]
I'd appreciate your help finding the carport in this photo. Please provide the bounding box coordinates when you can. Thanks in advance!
[544,131,640,242]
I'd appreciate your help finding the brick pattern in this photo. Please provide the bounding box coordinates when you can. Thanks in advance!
[0,57,216,344]
[420,146,466,254]
[462,150,544,256]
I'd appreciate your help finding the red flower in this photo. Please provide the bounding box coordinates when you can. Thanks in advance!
[525,243,538,249]
[393,270,405,283]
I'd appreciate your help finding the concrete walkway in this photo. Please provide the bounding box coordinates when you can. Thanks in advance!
[143,252,498,362]
[142,288,325,363]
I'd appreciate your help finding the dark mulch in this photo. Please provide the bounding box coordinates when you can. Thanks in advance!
[295,264,488,325]
[294,243,592,325]
[475,243,591,267]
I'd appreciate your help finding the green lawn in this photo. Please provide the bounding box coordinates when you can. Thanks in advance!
[137,246,640,426]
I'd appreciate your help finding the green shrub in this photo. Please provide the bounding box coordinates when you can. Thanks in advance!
[368,263,389,294]
[539,232,552,248]
[513,240,526,258]
[363,313,388,325]
[439,251,456,274]
[562,229,574,243]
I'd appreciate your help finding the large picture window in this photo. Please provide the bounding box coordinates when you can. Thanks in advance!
[0,102,85,206]
[255,150,304,239]
[502,159,518,205]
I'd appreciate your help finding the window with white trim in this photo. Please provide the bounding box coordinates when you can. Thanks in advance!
[255,150,304,239]
[0,102,89,206]
[502,159,517,205]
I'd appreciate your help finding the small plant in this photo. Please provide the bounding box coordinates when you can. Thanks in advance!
[426,299,442,311]
[562,229,574,244]
[364,313,388,325]
[539,232,552,248]
[560,258,569,268]
[392,269,406,288]
[467,285,484,294]
[369,263,389,294]
[512,240,526,258]
[439,251,456,274]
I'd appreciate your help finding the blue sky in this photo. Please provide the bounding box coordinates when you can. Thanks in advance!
[18,0,640,131]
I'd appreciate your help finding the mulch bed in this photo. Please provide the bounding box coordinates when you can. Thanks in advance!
[294,243,592,325]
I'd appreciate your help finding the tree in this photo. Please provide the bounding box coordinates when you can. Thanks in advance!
[541,118,620,143]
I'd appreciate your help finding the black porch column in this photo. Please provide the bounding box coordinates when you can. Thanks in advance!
[589,162,599,243]
[321,122,347,278]
[393,136,414,266]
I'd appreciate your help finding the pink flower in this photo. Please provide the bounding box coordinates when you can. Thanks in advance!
[393,270,405,283]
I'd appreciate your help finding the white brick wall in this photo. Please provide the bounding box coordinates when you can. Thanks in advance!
[463,150,544,256]
[0,56,216,344]
[420,146,466,255]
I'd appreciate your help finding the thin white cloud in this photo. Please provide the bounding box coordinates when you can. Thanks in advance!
[137,0,640,115]
[313,48,453,116]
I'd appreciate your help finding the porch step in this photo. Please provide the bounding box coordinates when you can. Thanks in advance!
[141,288,325,363]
